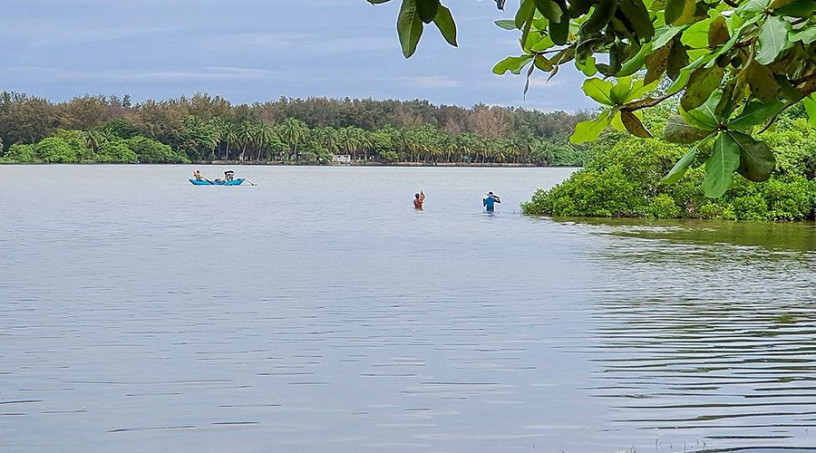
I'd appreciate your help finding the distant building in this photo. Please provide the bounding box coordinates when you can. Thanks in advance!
[332,154,351,164]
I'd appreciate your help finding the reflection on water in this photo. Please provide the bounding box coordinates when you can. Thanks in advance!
[1,166,815,453]
[578,219,816,452]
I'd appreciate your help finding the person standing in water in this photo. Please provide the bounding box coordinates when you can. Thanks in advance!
[483,191,501,212]
[413,190,425,210]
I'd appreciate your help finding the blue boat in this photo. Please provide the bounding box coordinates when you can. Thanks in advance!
[189,178,245,186]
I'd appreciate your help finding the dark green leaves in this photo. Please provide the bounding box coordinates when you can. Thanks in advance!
[728,100,783,131]
[433,5,457,46]
[397,0,456,57]
[397,0,424,57]
[774,0,816,17]
[665,0,696,25]
[618,0,654,39]
[732,131,775,182]
[703,133,742,198]
[417,0,440,23]
[661,146,700,184]
[533,0,563,23]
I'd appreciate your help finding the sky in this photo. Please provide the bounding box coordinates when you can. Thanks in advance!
[1,0,594,112]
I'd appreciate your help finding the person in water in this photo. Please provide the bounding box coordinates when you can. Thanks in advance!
[193,169,203,181]
[413,190,425,210]
[483,191,501,212]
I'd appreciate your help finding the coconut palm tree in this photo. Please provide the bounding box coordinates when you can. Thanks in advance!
[277,117,309,161]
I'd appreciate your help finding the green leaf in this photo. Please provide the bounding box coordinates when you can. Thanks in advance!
[680,66,724,111]
[667,68,691,94]
[533,0,563,22]
[790,26,816,44]
[582,78,615,106]
[549,9,569,44]
[433,5,457,46]
[745,61,781,102]
[666,35,689,80]
[703,133,741,198]
[644,43,670,84]
[534,54,554,71]
[618,0,654,39]
[570,110,613,144]
[617,43,652,77]
[652,25,683,48]
[625,79,659,102]
[804,94,816,128]
[398,0,424,58]
[681,18,711,49]
[663,114,713,143]
[708,15,730,48]
[661,146,699,184]
[679,92,721,131]
[739,0,771,14]
[621,110,652,138]
[417,0,440,23]
[610,77,633,105]
[775,0,816,17]
[731,131,776,182]
[576,56,598,76]
[756,15,791,64]
[495,19,517,30]
[665,0,695,25]
[492,55,534,75]
[515,0,536,29]
[728,99,784,130]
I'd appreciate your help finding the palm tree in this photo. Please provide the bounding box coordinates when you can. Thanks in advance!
[315,127,340,157]
[254,120,276,161]
[337,127,361,160]
[278,117,309,161]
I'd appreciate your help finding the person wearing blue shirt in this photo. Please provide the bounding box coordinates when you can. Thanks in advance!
[483,191,501,212]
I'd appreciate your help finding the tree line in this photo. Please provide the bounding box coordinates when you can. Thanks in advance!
[0,92,594,165]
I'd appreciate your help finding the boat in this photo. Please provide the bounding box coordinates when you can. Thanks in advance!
[189,178,245,186]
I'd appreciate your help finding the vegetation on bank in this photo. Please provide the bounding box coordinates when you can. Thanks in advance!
[0,92,594,166]
[522,107,816,221]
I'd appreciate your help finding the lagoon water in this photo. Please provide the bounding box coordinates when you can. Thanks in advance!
[2,165,816,453]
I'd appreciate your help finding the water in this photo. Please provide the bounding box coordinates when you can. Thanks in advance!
[1,165,815,453]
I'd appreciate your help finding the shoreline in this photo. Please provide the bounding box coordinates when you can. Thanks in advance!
[0,160,568,168]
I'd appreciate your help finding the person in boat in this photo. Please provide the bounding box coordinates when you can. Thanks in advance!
[193,169,203,181]
[483,191,501,212]
[413,190,425,210]
[224,170,235,182]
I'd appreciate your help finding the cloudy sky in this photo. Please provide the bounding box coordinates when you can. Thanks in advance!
[2,0,593,112]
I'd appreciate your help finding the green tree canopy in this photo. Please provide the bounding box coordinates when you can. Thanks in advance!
[372,0,816,197]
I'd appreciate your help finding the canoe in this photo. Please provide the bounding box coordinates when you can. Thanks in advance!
[189,178,244,186]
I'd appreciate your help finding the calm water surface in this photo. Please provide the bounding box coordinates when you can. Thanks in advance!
[1,165,815,453]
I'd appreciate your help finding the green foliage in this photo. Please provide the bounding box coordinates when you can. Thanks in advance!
[647,193,681,219]
[373,0,816,195]
[96,141,138,163]
[523,118,816,221]
[5,143,37,162]
[34,137,78,163]
[126,136,189,163]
